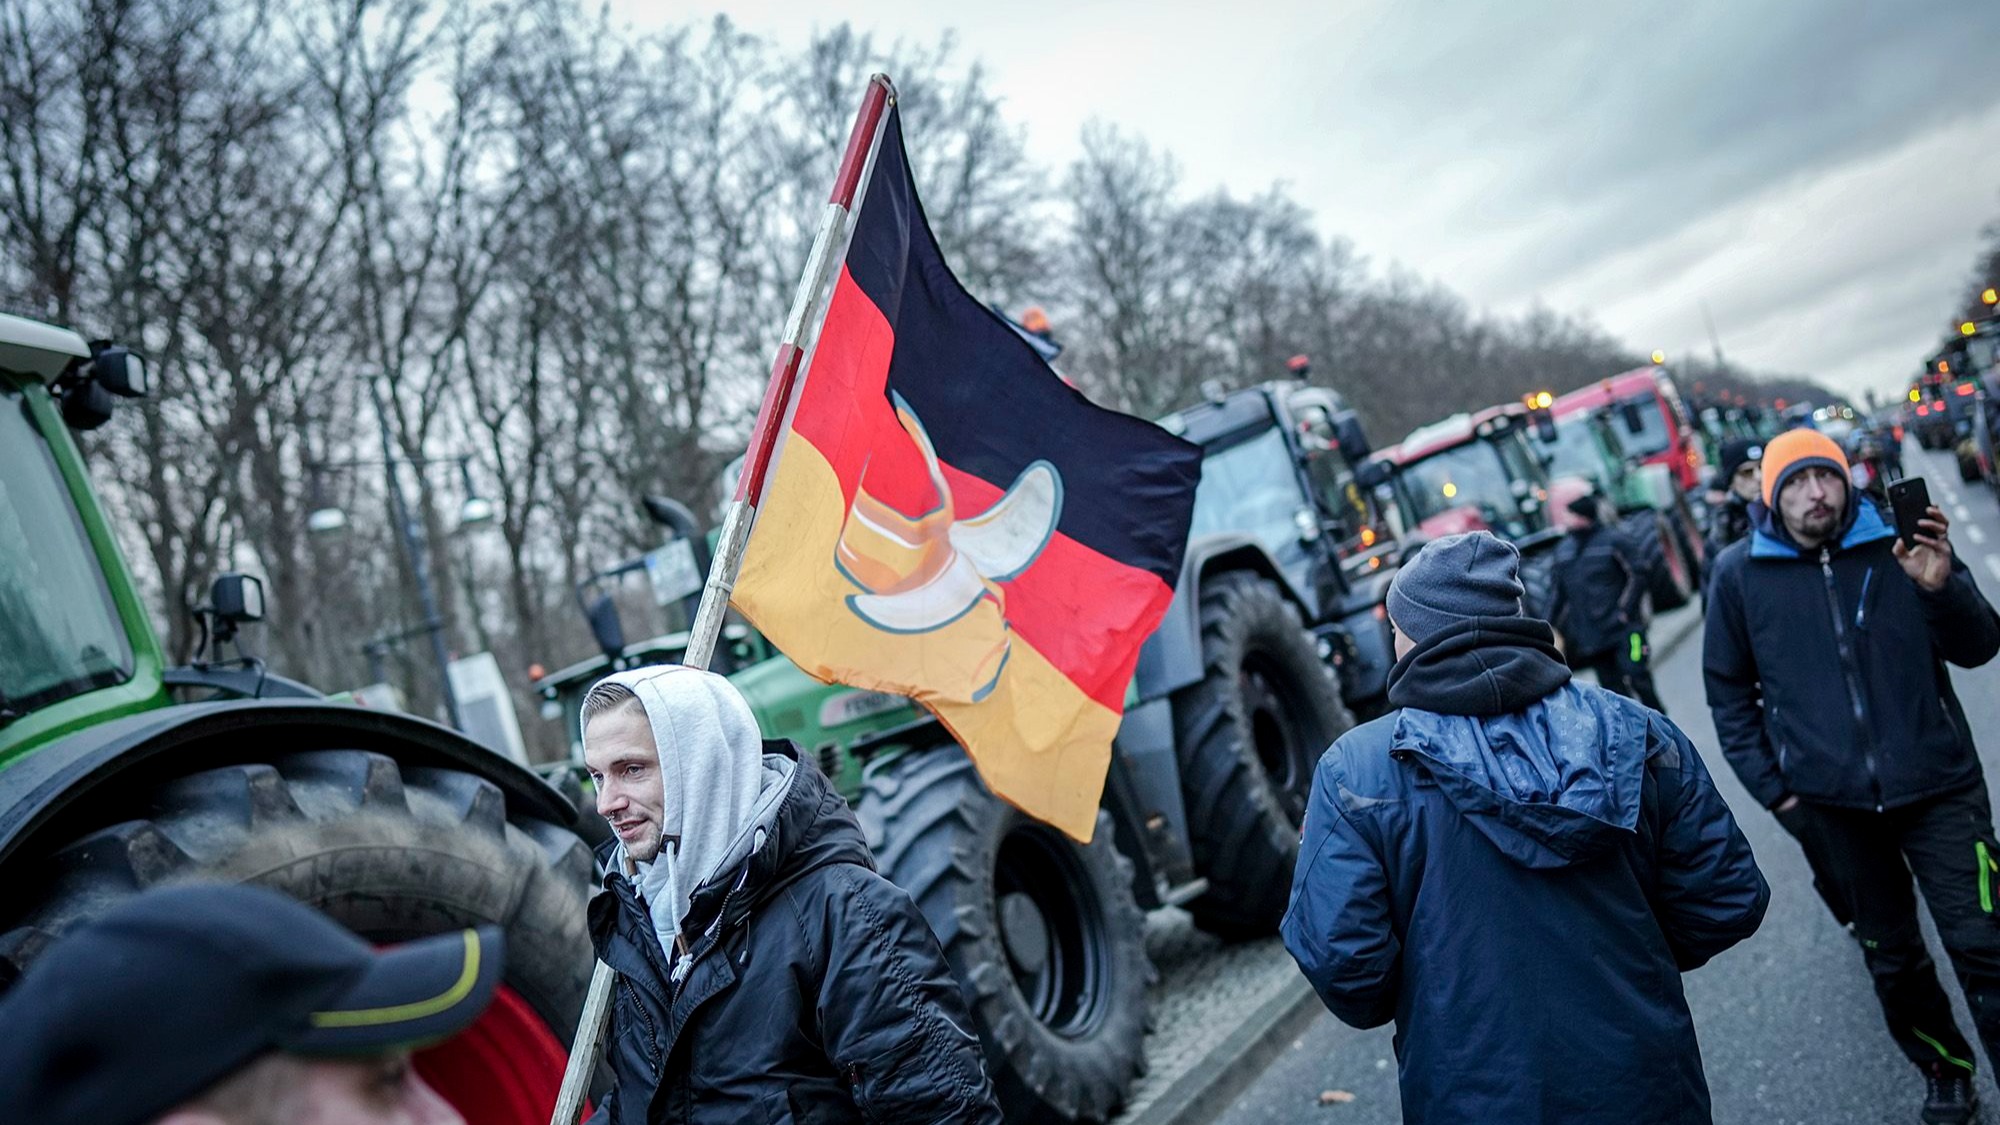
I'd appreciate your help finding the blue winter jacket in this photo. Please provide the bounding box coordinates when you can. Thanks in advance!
[1282,616,1768,1124]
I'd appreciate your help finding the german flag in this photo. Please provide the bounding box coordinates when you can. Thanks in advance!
[734,101,1201,842]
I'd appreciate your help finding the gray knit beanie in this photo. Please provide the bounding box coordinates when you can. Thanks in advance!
[1386,531,1525,647]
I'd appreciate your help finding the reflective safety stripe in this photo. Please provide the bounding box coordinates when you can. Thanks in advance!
[1629,633,1642,663]
[1980,842,1997,915]
[1913,1026,1977,1072]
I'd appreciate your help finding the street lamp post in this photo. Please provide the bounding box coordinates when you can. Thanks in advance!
[363,373,463,730]
[307,374,495,731]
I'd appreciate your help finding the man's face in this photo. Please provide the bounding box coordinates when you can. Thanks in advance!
[158,1051,461,1125]
[1777,464,1848,547]
[1729,460,1762,503]
[1391,614,1416,661]
[584,704,667,863]
[290,1054,461,1125]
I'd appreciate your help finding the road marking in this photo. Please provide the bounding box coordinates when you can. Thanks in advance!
[1968,524,1988,546]
[1986,555,2000,585]
[1938,479,1964,504]
[1955,504,1973,523]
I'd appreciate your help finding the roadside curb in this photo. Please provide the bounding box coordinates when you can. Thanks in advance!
[1124,976,1323,1125]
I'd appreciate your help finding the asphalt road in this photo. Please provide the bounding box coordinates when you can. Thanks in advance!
[1215,443,2000,1125]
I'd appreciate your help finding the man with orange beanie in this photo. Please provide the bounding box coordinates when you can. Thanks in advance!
[1706,428,2000,1124]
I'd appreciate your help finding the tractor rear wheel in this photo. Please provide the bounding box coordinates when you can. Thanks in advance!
[1171,572,1353,939]
[0,749,597,1124]
[857,746,1151,1125]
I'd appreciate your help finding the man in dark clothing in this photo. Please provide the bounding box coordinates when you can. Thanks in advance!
[1706,428,2000,1125]
[579,666,1001,1125]
[1702,437,1762,592]
[1284,531,1768,1124]
[1550,489,1666,712]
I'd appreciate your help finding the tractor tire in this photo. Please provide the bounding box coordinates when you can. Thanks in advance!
[1170,573,1353,939]
[0,749,597,1124]
[857,747,1150,1125]
[1645,513,1694,612]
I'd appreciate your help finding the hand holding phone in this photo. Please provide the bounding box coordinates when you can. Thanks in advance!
[1888,477,1952,591]
[1888,477,1931,551]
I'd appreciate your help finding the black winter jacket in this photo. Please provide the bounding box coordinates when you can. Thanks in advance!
[1283,616,1767,1123]
[1704,498,2000,811]
[586,743,1001,1125]
[1702,494,1753,593]
[1550,520,1646,660]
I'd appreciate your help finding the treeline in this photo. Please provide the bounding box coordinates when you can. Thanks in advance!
[0,0,1819,753]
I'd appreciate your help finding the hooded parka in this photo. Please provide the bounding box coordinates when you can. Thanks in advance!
[1282,616,1768,1124]
[1704,496,2000,811]
[586,740,1000,1125]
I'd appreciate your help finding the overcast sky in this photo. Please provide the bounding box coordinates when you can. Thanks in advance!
[643,1,2000,401]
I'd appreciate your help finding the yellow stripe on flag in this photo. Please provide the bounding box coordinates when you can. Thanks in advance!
[737,432,1118,841]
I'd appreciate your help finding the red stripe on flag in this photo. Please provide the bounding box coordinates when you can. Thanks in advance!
[784,266,1173,712]
[936,463,1174,711]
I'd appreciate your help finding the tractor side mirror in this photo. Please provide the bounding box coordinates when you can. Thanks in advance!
[89,344,149,398]
[1333,413,1373,461]
[210,573,266,624]
[1353,458,1392,491]
[586,593,626,663]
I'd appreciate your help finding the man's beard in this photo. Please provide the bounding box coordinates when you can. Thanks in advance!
[1793,506,1838,542]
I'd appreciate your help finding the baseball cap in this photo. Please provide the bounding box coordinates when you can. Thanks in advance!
[0,882,503,1125]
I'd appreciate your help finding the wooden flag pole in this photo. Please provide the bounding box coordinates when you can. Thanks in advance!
[546,73,895,1125]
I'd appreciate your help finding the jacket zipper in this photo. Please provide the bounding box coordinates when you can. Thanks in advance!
[669,872,747,1005]
[1821,548,1884,810]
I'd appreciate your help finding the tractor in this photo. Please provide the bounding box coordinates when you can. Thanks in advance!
[1525,394,1704,612]
[536,377,1400,1124]
[0,312,598,1123]
[1362,403,1564,619]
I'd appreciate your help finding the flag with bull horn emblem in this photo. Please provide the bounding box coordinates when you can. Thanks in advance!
[733,101,1201,842]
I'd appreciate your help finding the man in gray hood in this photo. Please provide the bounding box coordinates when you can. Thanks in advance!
[580,666,1000,1124]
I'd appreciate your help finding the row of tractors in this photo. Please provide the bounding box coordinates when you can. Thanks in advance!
[0,304,1757,1124]
[1918,314,2000,505]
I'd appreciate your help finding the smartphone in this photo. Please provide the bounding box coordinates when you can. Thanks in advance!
[1888,477,1931,549]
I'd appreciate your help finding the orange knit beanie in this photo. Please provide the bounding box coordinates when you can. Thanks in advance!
[1759,428,1848,507]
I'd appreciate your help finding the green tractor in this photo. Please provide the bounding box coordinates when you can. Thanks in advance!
[0,313,597,1123]
[539,378,1400,1123]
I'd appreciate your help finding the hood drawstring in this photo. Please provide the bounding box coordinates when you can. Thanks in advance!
[670,826,766,988]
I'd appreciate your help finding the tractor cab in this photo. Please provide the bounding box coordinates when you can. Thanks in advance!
[1372,405,1554,548]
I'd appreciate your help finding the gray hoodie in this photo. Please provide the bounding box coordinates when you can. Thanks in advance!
[586,666,794,976]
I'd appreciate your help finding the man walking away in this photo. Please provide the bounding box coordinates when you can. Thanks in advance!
[1706,427,2000,1124]
[1551,489,1666,713]
[580,665,1001,1125]
[1284,531,1768,1124]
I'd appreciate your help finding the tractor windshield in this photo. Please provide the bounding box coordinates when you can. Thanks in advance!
[1186,426,1308,562]
[1395,440,1537,540]
[0,387,133,718]
[1615,393,1672,457]
[1532,420,1608,485]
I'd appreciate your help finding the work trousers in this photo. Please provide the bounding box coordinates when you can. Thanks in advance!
[1781,784,2000,1073]
[1578,630,1665,714]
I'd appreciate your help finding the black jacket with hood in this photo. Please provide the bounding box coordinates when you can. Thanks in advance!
[586,742,1000,1125]
[1281,617,1768,1124]
[1703,494,2000,811]
[1550,517,1648,660]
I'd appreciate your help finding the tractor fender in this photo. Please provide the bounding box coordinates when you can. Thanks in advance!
[0,700,576,871]
[1131,533,1311,706]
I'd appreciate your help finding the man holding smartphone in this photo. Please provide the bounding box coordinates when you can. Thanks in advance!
[1706,428,2000,1125]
